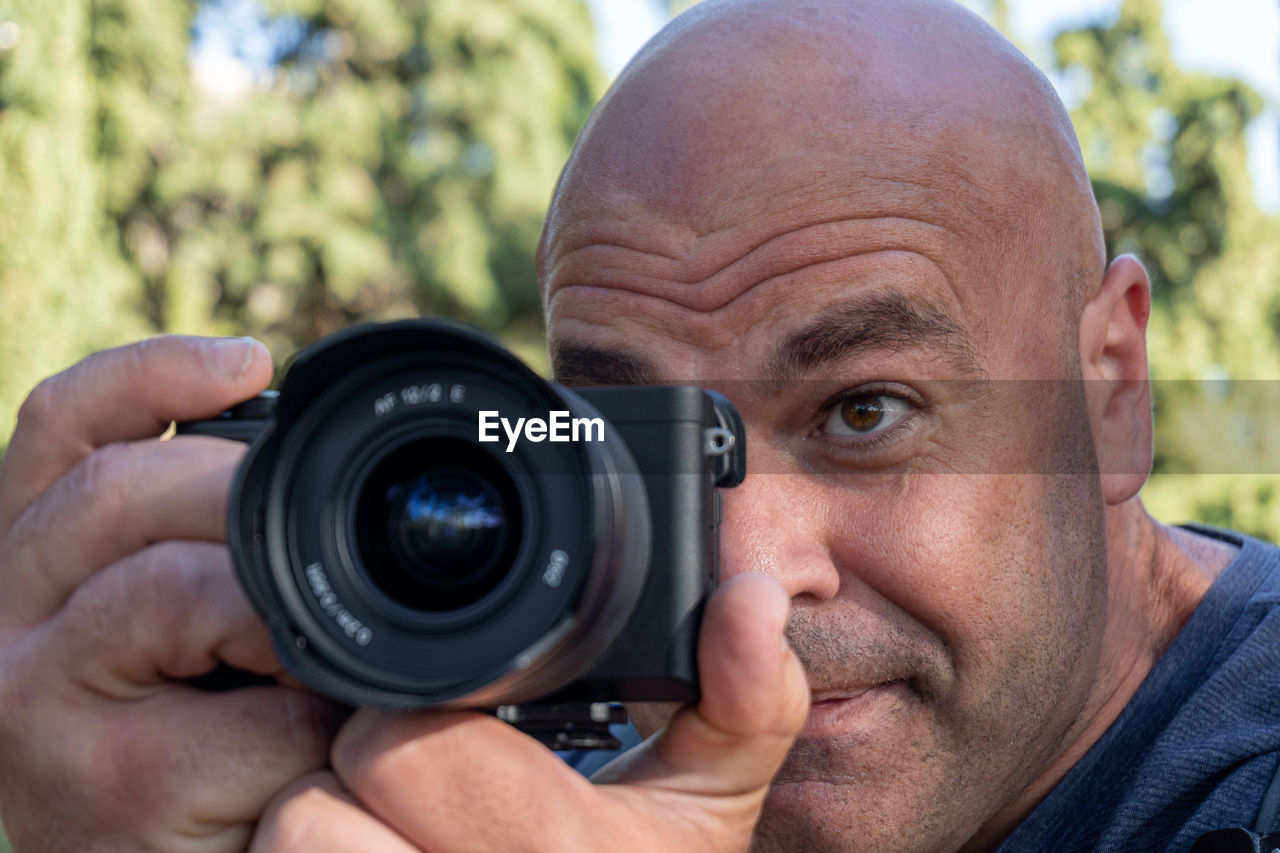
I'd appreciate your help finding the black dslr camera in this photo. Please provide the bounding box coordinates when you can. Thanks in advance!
[181,320,745,749]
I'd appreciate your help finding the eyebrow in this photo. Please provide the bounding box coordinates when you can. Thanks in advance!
[549,292,980,387]
[551,343,662,386]
[769,293,980,380]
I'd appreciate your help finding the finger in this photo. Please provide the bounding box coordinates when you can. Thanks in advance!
[0,537,343,849]
[95,687,341,841]
[0,676,340,850]
[602,574,809,798]
[253,771,419,853]
[2,436,246,625]
[328,577,809,851]
[0,335,271,534]
[48,540,280,695]
[332,709,606,851]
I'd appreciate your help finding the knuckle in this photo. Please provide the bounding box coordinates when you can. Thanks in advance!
[60,573,130,668]
[128,542,231,665]
[61,541,215,675]
[13,339,161,442]
[72,440,136,509]
[132,541,210,622]
[14,374,65,438]
[118,337,161,394]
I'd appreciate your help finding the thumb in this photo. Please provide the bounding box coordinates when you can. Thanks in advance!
[604,573,810,801]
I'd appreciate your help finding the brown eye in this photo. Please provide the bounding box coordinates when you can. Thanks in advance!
[841,396,884,432]
[821,392,912,438]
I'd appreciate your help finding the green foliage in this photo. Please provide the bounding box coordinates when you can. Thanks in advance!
[1055,0,1262,298]
[0,0,157,448]
[0,0,602,455]
[1052,0,1280,538]
[0,6,601,837]
[144,0,601,360]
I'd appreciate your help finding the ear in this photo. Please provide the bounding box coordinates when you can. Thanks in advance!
[1078,254,1153,505]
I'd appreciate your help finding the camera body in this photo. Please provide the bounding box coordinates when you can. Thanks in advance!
[182,320,744,743]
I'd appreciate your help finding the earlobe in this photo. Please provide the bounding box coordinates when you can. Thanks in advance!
[1078,254,1153,505]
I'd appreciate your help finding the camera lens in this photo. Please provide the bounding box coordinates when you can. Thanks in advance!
[354,438,522,612]
[229,320,661,707]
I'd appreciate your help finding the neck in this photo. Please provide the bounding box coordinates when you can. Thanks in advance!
[961,500,1237,852]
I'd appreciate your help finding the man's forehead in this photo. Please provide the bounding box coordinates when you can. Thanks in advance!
[544,150,989,300]
[539,0,1104,380]
[549,285,983,386]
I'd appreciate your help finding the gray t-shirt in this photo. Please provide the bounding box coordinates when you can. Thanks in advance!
[568,526,1280,850]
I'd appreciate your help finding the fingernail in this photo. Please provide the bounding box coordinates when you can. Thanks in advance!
[203,337,260,381]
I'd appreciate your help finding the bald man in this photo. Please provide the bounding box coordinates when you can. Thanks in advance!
[2,0,1279,851]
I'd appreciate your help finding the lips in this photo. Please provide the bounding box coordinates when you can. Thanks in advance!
[803,680,912,736]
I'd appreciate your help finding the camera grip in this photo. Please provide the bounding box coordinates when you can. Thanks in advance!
[187,665,276,692]
[175,392,278,444]
[176,393,278,693]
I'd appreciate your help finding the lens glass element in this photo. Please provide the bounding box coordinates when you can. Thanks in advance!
[354,438,521,612]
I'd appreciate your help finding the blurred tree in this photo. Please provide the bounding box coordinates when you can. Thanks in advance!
[0,0,173,452]
[0,0,603,455]
[151,0,601,365]
[1052,0,1280,538]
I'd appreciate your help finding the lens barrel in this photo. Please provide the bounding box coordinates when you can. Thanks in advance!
[228,320,653,708]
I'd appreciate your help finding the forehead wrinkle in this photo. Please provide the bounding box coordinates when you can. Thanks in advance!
[547,213,964,318]
[547,242,973,375]
[547,161,975,279]
[547,283,755,356]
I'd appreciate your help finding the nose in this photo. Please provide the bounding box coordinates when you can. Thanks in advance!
[716,471,841,602]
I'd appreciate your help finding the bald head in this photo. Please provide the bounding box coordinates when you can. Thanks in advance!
[534,7,1157,848]
[539,0,1106,349]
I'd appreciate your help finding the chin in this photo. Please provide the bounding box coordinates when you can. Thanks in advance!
[755,780,973,853]
[752,726,983,853]
[753,779,879,853]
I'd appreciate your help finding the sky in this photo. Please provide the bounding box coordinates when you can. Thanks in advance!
[585,0,1280,209]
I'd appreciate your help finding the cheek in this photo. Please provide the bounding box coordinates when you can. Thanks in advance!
[825,471,1105,715]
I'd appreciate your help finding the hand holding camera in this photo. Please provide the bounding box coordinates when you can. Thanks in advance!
[0,327,809,852]
[0,337,340,851]
[182,320,747,742]
[252,569,807,852]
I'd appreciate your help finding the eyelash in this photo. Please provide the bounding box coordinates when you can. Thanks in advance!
[813,384,923,450]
